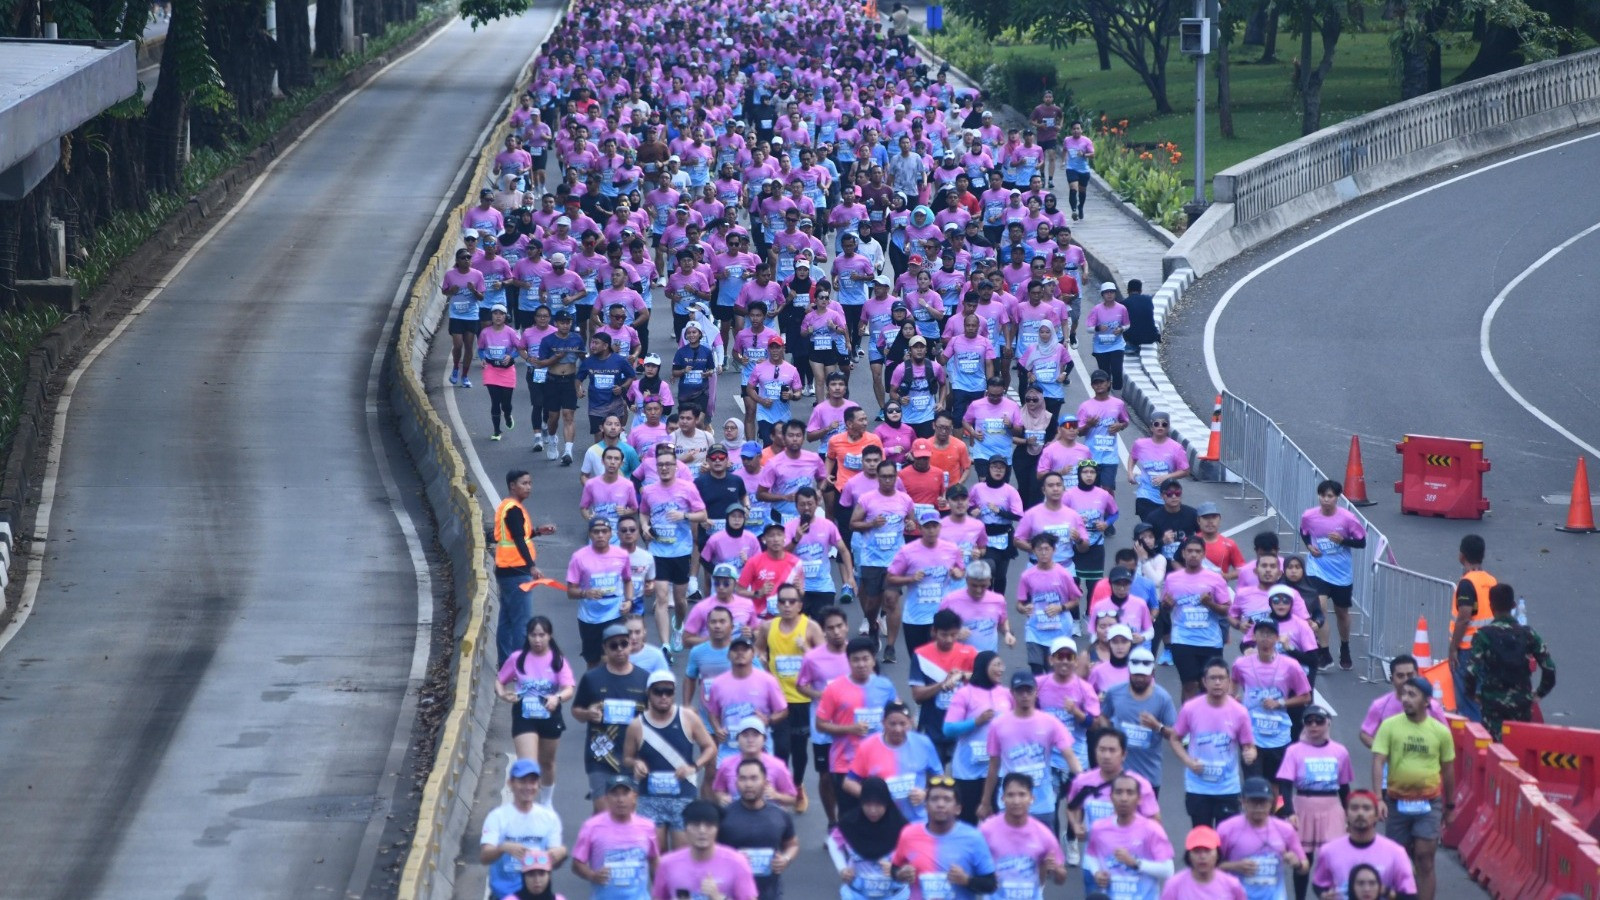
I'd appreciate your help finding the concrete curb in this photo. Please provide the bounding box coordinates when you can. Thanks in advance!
[0,10,454,593]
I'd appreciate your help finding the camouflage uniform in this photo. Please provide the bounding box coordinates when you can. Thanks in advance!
[1465,613,1556,741]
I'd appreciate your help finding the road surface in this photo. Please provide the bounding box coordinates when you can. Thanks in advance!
[0,8,556,899]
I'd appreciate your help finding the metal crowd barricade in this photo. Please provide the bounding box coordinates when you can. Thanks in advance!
[1369,561,1457,677]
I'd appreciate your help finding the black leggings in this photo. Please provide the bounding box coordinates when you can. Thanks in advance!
[773,701,812,786]
[842,303,864,355]
[955,777,987,825]
[1093,350,1125,390]
[488,384,514,433]
[525,375,548,426]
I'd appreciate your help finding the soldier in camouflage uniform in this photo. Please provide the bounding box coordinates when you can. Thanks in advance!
[1464,584,1555,742]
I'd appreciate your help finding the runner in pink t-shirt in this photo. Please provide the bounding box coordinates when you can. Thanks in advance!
[650,841,758,900]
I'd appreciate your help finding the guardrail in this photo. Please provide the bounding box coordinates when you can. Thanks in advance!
[1215,47,1600,225]
[1219,391,1404,680]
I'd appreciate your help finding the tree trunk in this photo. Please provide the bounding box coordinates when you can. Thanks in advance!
[1300,10,1341,135]
[1399,36,1430,98]
[195,0,274,149]
[1454,24,1523,82]
[1217,23,1233,139]
[1261,8,1280,62]
[314,0,344,58]
[355,0,381,40]
[1148,68,1173,115]
[1091,13,1113,70]
[1243,8,1266,45]
[144,3,191,192]
[1427,37,1442,90]
[277,0,313,90]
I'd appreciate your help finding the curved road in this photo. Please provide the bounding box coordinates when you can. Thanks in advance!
[1169,127,1600,720]
[0,8,554,899]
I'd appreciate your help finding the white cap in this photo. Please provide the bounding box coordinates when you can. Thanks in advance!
[1128,647,1156,675]
[647,669,676,687]
[1048,636,1078,656]
[554,215,572,227]
[641,353,662,366]
[548,252,568,265]
[736,715,767,735]
[1107,624,1135,643]
[1099,282,1118,293]
[490,304,508,313]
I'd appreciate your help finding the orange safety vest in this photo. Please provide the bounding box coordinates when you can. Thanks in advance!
[493,497,537,570]
[1456,569,1497,650]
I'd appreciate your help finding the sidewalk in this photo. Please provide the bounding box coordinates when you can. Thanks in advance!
[906,18,1211,455]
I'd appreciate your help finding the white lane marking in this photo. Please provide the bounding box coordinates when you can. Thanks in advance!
[345,10,559,893]
[443,368,504,504]
[0,20,460,658]
[1222,513,1271,538]
[1479,220,1600,461]
[1203,129,1600,396]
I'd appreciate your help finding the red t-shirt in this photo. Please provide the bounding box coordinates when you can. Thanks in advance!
[1203,534,1246,579]
[738,553,803,613]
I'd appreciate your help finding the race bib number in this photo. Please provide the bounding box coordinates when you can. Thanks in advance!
[648,771,681,795]
[602,698,637,725]
[886,773,916,799]
[742,847,775,876]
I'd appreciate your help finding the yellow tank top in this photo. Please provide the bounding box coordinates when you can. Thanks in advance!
[767,615,812,703]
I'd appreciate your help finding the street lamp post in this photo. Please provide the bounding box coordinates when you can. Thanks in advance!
[1179,10,1211,219]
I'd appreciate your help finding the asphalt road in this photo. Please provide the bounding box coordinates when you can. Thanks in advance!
[0,9,554,899]
[1165,126,1600,727]
[433,243,1480,895]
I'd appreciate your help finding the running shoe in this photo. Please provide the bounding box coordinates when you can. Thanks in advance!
[1064,839,1080,867]
[491,432,503,442]
[858,618,871,635]
[1339,644,1354,671]
[687,576,700,598]
[560,452,572,466]
[881,646,896,665]
[505,413,514,431]
[1158,648,1174,667]
[462,378,472,388]
[669,628,684,654]
[532,436,544,453]
[449,370,459,386]
[545,442,559,461]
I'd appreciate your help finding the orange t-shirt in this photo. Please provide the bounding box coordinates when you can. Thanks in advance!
[927,438,971,486]
[898,464,950,532]
[827,432,884,490]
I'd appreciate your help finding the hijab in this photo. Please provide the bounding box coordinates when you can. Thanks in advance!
[984,459,1011,490]
[1075,460,1098,492]
[838,776,909,861]
[969,650,1000,690]
[722,417,746,445]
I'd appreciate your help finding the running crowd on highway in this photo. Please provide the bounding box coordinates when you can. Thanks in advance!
[453,2,1559,899]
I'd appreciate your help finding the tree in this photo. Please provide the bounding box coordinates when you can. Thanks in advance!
[1285,0,1342,134]
[278,0,314,89]
[1391,0,1568,99]
[945,0,1015,40]
[314,0,346,58]
[1019,0,1184,113]
[1214,11,1244,140]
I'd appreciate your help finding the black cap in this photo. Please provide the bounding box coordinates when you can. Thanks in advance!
[1302,704,1331,721]
[1090,369,1111,383]
[1242,776,1273,800]
[1010,671,1037,689]
[682,799,721,825]
[1108,566,1135,583]
[729,633,755,649]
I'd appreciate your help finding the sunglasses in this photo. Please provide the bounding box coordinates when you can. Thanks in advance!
[928,775,956,788]
[650,686,676,696]
[1303,716,1328,725]
[605,640,631,650]
[1151,421,1170,428]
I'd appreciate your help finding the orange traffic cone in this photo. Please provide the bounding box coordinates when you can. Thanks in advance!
[1412,616,1432,668]
[1345,435,1376,506]
[1556,457,1597,533]
[1201,395,1222,462]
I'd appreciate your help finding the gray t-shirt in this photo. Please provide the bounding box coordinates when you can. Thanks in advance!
[719,799,796,900]
[1099,682,1178,788]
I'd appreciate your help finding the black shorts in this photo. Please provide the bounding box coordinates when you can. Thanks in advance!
[578,616,625,665]
[573,303,593,326]
[449,317,480,336]
[530,151,548,170]
[1308,577,1355,610]
[479,308,495,325]
[1039,138,1060,151]
[546,375,578,410]
[1066,171,1091,186]
[803,591,835,620]
[1249,744,1288,783]
[511,703,568,739]
[809,347,840,367]
[813,742,831,776]
[588,413,608,435]
[654,554,692,585]
[1171,643,1222,684]
[860,565,888,596]
[712,304,738,322]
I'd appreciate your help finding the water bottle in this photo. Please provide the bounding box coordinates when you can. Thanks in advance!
[1515,596,1529,626]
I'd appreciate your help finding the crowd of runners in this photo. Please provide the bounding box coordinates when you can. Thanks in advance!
[453,2,1557,899]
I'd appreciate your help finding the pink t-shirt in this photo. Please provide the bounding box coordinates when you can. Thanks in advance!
[477,325,522,387]
[1089,661,1131,694]
[496,649,576,697]
[1230,654,1313,748]
[1158,869,1247,900]
[1359,693,1447,739]
[1310,835,1417,898]
[1016,562,1082,645]
[683,595,761,639]
[1277,738,1355,793]
[938,515,987,564]
[1086,815,1173,896]
[937,589,1008,652]
[985,711,1074,784]
[1072,767,1159,829]
[580,477,639,527]
[706,669,787,737]
[650,845,759,900]
[888,539,965,626]
[1129,437,1190,503]
[757,449,827,517]
[1088,597,1153,636]
[572,813,659,889]
[1173,697,1256,793]
[1035,440,1092,478]
[979,814,1063,892]
[701,530,761,570]
[806,399,861,444]
[566,544,633,624]
[712,751,797,796]
[1014,503,1086,567]
[1216,813,1305,894]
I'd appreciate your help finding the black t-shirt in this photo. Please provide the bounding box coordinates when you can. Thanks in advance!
[695,472,748,521]
[718,800,795,897]
[573,664,650,773]
[1140,503,1200,558]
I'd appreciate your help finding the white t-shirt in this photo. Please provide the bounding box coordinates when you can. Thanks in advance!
[480,801,564,895]
[629,548,656,602]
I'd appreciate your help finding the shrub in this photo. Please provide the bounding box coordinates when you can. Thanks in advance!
[1094,119,1188,232]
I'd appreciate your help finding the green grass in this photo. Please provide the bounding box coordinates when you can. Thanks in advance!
[930,20,1476,181]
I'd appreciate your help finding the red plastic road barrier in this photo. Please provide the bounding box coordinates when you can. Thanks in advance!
[1394,434,1491,519]
[1502,720,1600,835]
[1483,783,1547,898]
[1444,717,1495,849]
[1509,796,1580,900]
[1545,816,1600,899]
[1462,753,1536,881]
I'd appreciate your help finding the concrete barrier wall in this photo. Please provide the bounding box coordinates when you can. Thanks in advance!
[389,7,564,898]
[1168,47,1600,277]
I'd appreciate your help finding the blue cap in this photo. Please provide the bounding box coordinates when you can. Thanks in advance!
[740,440,763,458]
[509,758,542,779]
